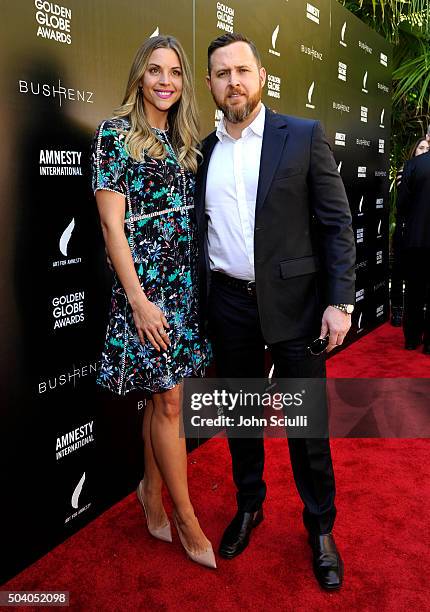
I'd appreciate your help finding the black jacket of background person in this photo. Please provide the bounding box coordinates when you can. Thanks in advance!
[397,150,430,250]
[195,108,356,345]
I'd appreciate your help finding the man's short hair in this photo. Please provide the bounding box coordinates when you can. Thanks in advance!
[207,33,262,73]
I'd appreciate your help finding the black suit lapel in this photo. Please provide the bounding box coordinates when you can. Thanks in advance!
[256,109,289,213]
[195,132,218,233]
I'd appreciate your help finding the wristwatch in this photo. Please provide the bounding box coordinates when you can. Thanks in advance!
[330,303,354,314]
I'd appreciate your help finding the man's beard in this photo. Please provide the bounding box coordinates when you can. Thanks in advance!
[213,87,262,124]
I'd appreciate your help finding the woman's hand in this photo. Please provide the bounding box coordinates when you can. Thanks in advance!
[131,295,171,352]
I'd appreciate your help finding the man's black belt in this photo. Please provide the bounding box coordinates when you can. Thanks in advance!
[212,271,257,296]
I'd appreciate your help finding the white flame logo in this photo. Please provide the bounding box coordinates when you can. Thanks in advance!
[363,71,368,89]
[59,218,75,257]
[337,160,343,173]
[307,81,315,104]
[377,219,382,235]
[358,312,363,329]
[380,108,385,126]
[150,27,159,38]
[71,472,86,509]
[272,25,280,50]
[359,196,364,213]
[340,21,347,43]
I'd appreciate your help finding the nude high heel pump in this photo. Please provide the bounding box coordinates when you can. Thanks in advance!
[173,513,217,569]
[136,479,172,543]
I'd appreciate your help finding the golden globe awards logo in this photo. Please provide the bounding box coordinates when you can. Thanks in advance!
[337,61,347,82]
[216,2,234,33]
[267,74,281,99]
[214,109,223,129]
[52,290,85,329]
[35,0,72,45]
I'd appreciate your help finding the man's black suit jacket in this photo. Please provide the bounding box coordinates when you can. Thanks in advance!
[397,150,430,250]
[195,108,356,345]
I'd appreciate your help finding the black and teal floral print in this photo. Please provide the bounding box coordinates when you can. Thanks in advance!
[91,117,211,396]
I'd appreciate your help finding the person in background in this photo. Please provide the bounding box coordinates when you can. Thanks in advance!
[391,137,429,327]
[91,35,215,569]
[396,137,430,353]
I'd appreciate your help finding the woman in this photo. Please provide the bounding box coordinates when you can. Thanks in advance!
[91,35,215,568]
[391,137,430,327]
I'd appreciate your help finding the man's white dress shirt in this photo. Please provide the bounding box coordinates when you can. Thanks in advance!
[205,103,265,281]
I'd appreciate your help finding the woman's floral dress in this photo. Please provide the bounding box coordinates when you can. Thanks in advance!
[91,117,210,396]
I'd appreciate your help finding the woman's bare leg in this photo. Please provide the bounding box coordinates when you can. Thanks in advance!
[141,398,168,528]
[150,383,211,553]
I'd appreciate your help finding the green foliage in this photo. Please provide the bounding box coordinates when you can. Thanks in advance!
[339,1,430,235]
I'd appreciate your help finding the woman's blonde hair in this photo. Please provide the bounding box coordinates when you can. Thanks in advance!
[114,35,200,173]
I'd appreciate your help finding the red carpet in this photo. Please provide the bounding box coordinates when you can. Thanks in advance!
[328,322,430,377]
[3,323,430,611]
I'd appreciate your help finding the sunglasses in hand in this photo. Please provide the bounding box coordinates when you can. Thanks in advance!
[308,334,330,355]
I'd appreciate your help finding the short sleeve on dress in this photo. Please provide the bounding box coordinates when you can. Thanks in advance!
[91,120,128,196]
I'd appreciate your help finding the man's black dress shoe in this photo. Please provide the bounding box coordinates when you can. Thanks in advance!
[219,508,263,559]
[405,342,419,350]
[423,344,430,355]
[309,533,343,590]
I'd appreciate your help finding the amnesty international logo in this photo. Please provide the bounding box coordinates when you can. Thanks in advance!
[306,81,315,109]
[339,21,347,47]
[39,149,82,176]
[269,25,280,56]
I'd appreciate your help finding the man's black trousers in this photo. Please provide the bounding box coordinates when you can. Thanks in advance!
[208,273,336,535]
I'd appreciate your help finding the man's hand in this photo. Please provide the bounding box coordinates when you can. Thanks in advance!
[320,306,351,352]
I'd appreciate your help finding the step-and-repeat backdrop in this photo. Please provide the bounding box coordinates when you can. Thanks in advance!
[0,0,391,582]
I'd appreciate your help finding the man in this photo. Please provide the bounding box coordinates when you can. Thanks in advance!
[195,33,355,589]
[397,147,430,353]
